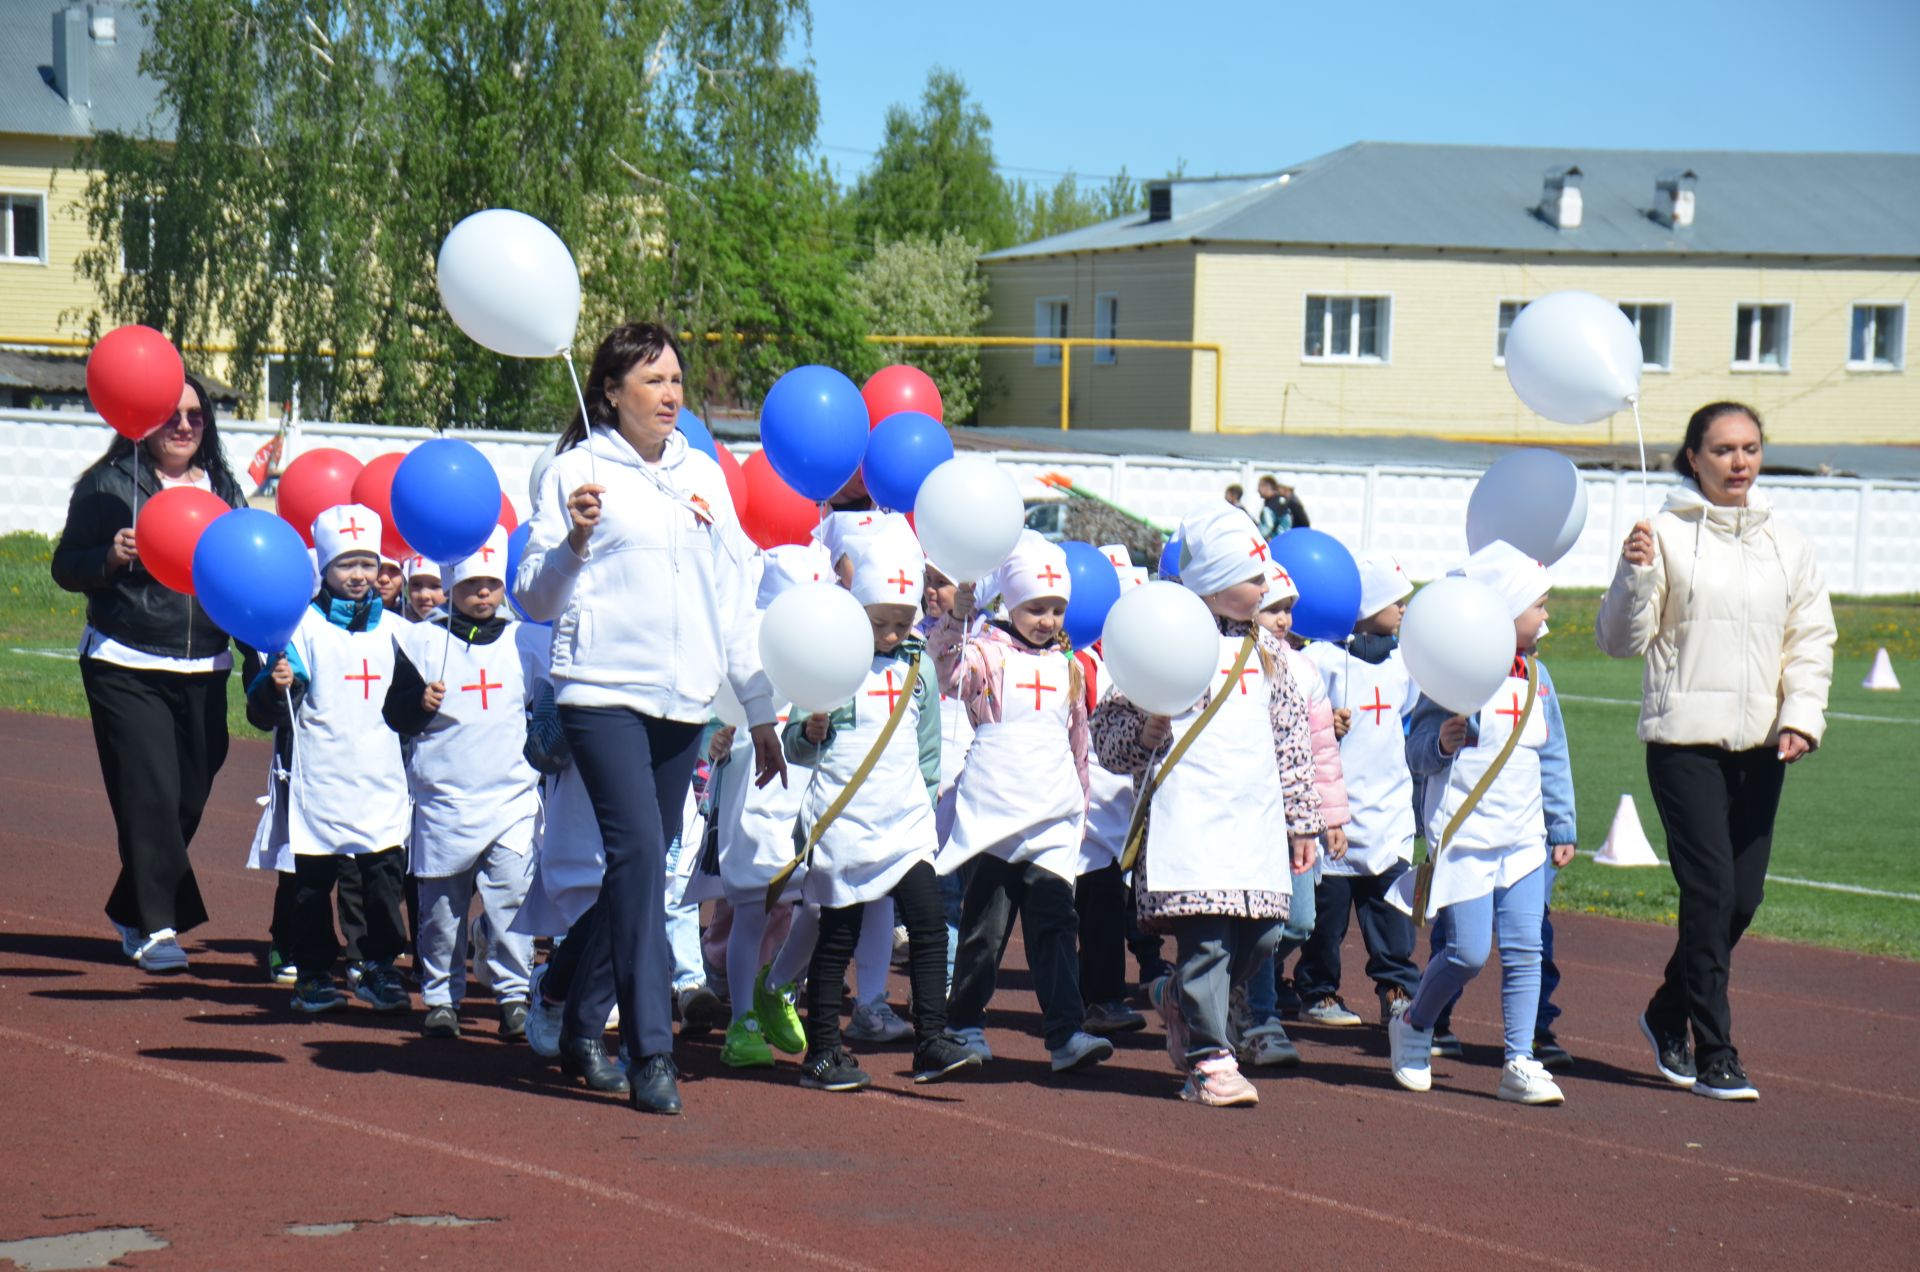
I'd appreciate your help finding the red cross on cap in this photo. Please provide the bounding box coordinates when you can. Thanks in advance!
[339,517,367,541]
[1035,564,1063,587]
[477,543,497,562]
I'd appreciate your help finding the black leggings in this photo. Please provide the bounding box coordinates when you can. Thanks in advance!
[1644,742,1786,1065]
[806,861,948,1057]
[290,847,407,978]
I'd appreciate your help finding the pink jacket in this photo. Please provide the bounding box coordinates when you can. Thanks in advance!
[1286,645,1349,830]
[928,614,1089,797]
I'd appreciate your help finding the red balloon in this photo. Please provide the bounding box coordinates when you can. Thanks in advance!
[87,325,187,442]
[348,452,413,560]
[275,448,363,547]
[740,449,820,549]
[498,492,519,534]
[861,364,943,429]
[135,487,232,595]
[715,444,748,521]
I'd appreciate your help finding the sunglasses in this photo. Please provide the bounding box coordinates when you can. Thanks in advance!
[165,409,207,430]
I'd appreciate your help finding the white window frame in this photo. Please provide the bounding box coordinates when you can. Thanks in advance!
[1094,292,1119,365]
[1301,292,1392,365]
[118,197,157,275]
[1492,298,1530,366]
[1730,301,1792,372]
[0,191,48,264]
[1618,300,1675,372]
[1034,297,1068,367]
[1847,302,1906,372]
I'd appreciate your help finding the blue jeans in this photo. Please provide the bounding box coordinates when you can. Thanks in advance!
[1407,862,1549,1063]
[1247,858,1319,1023]
[1429,863,1560,1035]
[664,828,707,992]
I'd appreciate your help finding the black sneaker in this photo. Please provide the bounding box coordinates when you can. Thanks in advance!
[354,960,410,1013]
[1430,1030,1464,1060]
[1693,1054,1759,1101]
[292,975,347,1015]
[912,1033,984,1085]
[498,1001,529,1042]
[1533,1030,1573,1072]
[1638,1011,1696,1088]
[799,1047,872,1093]
[421,1004,460,1038]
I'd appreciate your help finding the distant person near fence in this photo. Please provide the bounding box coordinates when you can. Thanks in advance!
[1257,476,1311,536]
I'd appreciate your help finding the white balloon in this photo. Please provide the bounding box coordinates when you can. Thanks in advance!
[1401,577,1515,715]
[1505,291,1644,425]
[1099,581,1220,717]
[1466,448,1590,566]
[711,671,789,731]
[913,456,1024,583]
[437,209,581,359]
[757,582,875,715]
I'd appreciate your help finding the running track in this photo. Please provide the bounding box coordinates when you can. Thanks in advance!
[1,713,1914,1270]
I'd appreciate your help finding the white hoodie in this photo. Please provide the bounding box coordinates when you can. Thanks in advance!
[1596,481,1834,751]
[514,426,774,727]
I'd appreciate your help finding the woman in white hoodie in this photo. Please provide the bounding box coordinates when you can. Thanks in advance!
[515,323,785,1116]
[1597,401,1835,1102]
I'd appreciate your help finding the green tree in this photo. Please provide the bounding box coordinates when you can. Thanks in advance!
[851,68,1015,251]
[1009,167,1142,244]
[847,232,991,424]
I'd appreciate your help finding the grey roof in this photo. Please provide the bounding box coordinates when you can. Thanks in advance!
[0,348,239,400]
[0,1,170,141]
[983,141,1920,262]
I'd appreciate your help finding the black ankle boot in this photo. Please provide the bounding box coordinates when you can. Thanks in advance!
[630,1053,682,1115]
[560,1033,630,1094]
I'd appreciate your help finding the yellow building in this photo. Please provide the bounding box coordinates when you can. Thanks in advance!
[979,143,1920,446]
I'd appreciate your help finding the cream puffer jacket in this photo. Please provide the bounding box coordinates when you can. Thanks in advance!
[1596,482,1835,751]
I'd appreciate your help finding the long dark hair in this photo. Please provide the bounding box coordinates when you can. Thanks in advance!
[556,322,686,452]
[77,372,241,493]
[1673,401,1763,483]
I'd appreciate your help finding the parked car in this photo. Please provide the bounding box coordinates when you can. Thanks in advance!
[1023,499,1069,542]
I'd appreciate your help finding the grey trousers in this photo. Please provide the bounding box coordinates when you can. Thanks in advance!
[1171,914,1282,1059]
[417,841,536,1007]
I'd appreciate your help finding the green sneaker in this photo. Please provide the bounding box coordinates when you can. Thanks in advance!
[721,1015,775,1068]
[754,963,806,1055]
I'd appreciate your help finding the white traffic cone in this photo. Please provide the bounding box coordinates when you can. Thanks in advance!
[1863,647,1901,691]
[1594,793,1661,867]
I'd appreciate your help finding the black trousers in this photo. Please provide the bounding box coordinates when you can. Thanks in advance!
[1644,742,1786,1065]
[270,870,299,957]
[948,855,1086,1050]
[80,659,230,936]
[557,707,702,1061]
[290,847,406,978]
[1292,862,1420,1000]
[807,861,949,1057]
[1075,861,1130,1005]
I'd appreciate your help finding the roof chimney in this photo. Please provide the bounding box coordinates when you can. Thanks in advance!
[90,4,119,44]
[1654,168,1697,228]
[51,4,89,106]
[1539,165,1583,230]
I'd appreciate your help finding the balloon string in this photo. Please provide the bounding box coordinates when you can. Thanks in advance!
[561,351,595,492]
[439,615,453,684]
[1630,395,1650,521]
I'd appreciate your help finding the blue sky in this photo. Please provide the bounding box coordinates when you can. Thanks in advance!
[804,0,1920,185]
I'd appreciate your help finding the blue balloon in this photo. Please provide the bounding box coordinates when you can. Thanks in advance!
[192,508,314,654]
[391,438,502,565]
[1060,541,1121,648]
[759,365,869,502]
[504,522,550,627]
[1157,536,1182,580]
[861,410,953,512]
[678,410,719,462]
[1269,527,1362,642]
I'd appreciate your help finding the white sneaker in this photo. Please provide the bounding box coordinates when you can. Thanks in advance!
[1498,1056,1565,1106]
[112,921,142,960]
[1050,1030,1114,1073]
[947,1025,993,1062]
[1302,996,1365,1027]
[845,998,913,1042]
[134,929,188,973]
[890,924,910,966]
[1387,1012,1433,1092]
[525,964,563,1059]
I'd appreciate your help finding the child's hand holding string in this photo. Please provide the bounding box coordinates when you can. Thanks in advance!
[269,656,293,689]
[1323,825,1348,861]
[1331,707,1351,740]
[709,726,736,763]
[952,582,976,621]
[1139,714,1172,750]
[803,713,830,744]
[1290,835,1318,873]
[422,681,445,713]
[1437,714,1470,756]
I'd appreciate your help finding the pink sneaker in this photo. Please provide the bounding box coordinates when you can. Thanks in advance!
[1181,1052,1259,1107]
[1149,973,1190,1072]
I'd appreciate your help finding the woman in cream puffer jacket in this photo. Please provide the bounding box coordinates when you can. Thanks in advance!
[1596,402,1835,1103]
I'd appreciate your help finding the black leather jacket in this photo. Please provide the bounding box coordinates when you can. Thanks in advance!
[50,451,249,660]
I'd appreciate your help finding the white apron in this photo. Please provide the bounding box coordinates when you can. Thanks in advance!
[245,747,294,873]
[1142,633,1290,894]
[715,706,814,903]
[1076,648,1130,876]
[1305,641,1417,876]
[401,620,540,878]
[282,609,411,857]
[936,645,1083,881]
[512,766,605,936]
[800,653,937,908]
[1401,670,1550,920]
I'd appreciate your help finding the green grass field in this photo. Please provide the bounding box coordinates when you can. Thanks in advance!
[5,530,1917,958]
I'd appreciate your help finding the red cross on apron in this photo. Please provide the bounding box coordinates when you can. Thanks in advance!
[867,669,905,712]
[1220,664,1259,695]
[1360,686,1392,724]
[1015,671,1059,712]
[1494,692,1524,728]
[462,670,502,709]
[343,659,381,699]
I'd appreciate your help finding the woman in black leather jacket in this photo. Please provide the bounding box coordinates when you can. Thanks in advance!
[51,373,249,972]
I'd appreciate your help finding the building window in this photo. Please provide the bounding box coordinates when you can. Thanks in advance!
[1304,295,1389,362]
[1732,303,1791,370]
[1494,300,1528,363]
[1,194,45,262]
[1034,297,1068,366]
[1094,292,1119,365]
[1619,302,1674,370]
[1849,304,1905,370]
